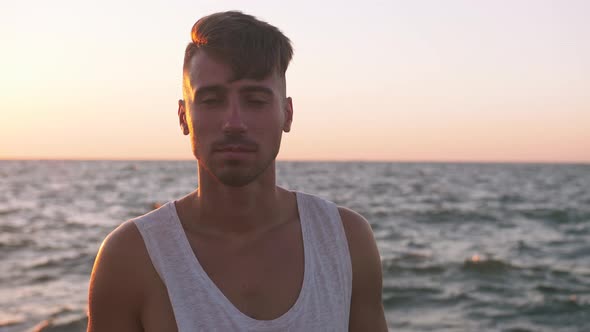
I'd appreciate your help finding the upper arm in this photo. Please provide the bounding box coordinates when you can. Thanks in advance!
[339,207,388,332]
[88,221,145,332]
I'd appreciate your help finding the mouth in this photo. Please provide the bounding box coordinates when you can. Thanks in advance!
[215,145,258,153]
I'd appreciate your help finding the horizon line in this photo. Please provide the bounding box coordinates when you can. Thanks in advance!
[1,157,588,165]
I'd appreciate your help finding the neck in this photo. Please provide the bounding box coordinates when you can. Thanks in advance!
[191,161,283,234]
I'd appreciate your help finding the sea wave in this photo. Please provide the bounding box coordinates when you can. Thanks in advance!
[1,161,589,331]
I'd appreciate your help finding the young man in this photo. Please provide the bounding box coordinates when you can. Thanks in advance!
[88,11,387,331]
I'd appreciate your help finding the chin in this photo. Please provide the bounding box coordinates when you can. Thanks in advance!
[199,147,278,186]
[217,157,275,187]
[218,173,258,187]
[212,162,263,186]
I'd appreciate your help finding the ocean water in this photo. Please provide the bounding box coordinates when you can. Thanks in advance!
[1,160,589,332]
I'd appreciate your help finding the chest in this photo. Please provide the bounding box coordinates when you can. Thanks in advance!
[140,220,305,331]
[190,220,306,320]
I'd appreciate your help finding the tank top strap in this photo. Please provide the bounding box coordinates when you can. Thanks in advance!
[295,192,353,307]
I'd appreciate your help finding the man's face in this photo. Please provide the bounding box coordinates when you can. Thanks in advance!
[179,50,293,187]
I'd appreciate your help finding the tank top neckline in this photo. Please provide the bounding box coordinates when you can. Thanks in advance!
[166,191,312,327]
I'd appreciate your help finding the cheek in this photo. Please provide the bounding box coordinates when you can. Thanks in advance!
[254,122,284,147]
[188,111,211,137]
[248,112,283,131]
[186,113,204,150]
[185,111,196,132]
[189,114,223,154]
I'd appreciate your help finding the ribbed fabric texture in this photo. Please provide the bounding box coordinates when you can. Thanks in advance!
[133,191,352,332]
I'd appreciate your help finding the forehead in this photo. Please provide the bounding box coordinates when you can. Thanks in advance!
[185,51,282,93]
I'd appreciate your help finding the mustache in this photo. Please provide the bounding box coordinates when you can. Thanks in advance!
[212,136,259,151]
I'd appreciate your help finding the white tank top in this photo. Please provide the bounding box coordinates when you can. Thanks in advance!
[133,191,352,331]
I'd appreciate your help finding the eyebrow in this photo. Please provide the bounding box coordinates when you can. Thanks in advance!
[238,86,274,96]
[194,85,275,100]
[194,85,225,100]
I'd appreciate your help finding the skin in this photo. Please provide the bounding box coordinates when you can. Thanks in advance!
[87,50,387,331]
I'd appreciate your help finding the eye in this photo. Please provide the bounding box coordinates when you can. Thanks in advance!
[201,98,220,105]
[247,99,268,106]
[196,91,224,106]
[245,95,270,107]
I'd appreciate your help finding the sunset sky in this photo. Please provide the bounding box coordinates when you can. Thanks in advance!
[1,0,589,162]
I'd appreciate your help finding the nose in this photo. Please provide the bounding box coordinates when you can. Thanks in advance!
[222,100,247,134]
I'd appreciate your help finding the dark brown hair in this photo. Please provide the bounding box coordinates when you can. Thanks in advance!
[183,11,293,81]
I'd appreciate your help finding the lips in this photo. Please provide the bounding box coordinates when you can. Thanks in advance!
[214,145,256,161]
[212,138,259,156]
[216,145,257,152]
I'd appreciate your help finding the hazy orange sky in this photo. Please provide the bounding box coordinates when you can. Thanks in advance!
[1,0,589,162]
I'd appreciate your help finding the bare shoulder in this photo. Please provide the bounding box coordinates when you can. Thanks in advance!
[94,219,147,263]
[91,219,148,283]
[88,220,151,331]
[337,207,380,275]
[338,207,376,248]
[337,207,388,331]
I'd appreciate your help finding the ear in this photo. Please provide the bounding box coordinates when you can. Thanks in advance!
[283,97,293,133]
[178,99,189,135]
